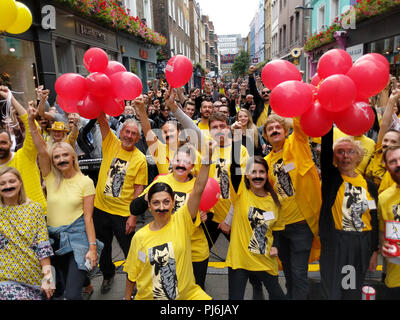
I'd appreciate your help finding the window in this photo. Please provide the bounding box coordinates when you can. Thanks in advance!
[0,37,38,105]
[330,0,340,23]
[318,4,326,31]
[289,16,294,44]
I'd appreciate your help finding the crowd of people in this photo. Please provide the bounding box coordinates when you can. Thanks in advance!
[1,64,400,301]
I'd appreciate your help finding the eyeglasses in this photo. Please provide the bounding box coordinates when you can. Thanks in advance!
[262,91,271,95]
[335,149,356,156]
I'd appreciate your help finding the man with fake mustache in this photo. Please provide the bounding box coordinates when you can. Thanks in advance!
[0,86,46,214]
[378,145,400,299]
[263,114,321,300]
[93,111,148,294]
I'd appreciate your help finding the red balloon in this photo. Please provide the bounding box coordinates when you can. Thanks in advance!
[110,71,143,100]
[55,73,87,101]
[311,74,321,86]
[199,178,221,212]
[333,101,375,136]
[261,60,302,90]
[356,53,390,72]
[104,61,127,78]
[300,101,334,137]
[347,59,389,100]
[317,49,353,79]
[269,81,313,117]
[83,48,109,73]
[57,95,80,113]
[317,74,356,113]
[77,95,102,119]
[86,72,111,97]
[165,55,193,88]
[100,95,125,117]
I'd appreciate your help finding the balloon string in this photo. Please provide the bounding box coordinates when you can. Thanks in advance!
[0,89,23,129]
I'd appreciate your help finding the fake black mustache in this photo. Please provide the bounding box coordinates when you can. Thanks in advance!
[57,161,69,166]
[270,131,280,137]
[395,167,400,173]
[175,166,187,171]
[252,177,265,182]
[155,209,169,213]
[1,187,16,192]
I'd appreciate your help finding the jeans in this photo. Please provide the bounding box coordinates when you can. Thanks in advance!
[228,268,286,300]
[52,252,87,300]
[93,207,134,280]
[278,222,314,300]
[192,258,209,290]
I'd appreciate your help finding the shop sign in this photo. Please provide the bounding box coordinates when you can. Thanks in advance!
[139,49,149,60]
[75,22,106,43]
[346,44,364,62]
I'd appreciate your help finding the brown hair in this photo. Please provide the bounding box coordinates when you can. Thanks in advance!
[244,156,280,207]
[209,111,228,126]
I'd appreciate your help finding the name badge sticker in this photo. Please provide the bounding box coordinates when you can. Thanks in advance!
[263,211,275,221]
[138,250,146,263]
[368,200,377,210]
[284,162,295,173]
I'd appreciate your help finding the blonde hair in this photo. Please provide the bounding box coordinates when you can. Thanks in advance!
[49,142,82,190]
[333,137,364,166]
[0,166,28,205]
[237,108,259,148]
[263,114,290,137]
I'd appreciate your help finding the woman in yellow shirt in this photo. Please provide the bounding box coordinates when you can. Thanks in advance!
[226,122,285,300]
[124,141,215,300]
[27,107,101,300]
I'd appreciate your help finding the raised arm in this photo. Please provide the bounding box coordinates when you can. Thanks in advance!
[187,140,215,219]
[0,86,27,117]
[97,112,110,140]
[27,105,51,177]
[133,95,158,148]
[377,89,400,144]
[230,121,243,194]
[166,89,204,152]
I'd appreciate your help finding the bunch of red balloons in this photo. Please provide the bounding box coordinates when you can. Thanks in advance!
[262,49,390,137]
[55,47,143,119]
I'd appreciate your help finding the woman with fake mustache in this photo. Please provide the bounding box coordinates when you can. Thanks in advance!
[225,121,286,300]
[27,107,103,300]
[124,140,215,300]
[129,144,209,290]
[0,166,54,300]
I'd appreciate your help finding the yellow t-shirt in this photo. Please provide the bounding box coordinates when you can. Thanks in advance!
[266,149,304,225]
[256,103,270,128]
[225,179,284,275]
[45,172,95,228]
[123,203,211,300]
[141,173,209,262]
[378,170,396,194]
[331,174,373,232]
[94,131,148,217]
[0,114,46,215]
[148,140,201,176]
[209,143,249,223]
[365,143,386,187]
[378,184,400,288]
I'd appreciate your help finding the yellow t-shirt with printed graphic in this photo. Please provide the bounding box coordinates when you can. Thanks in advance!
[94,131,148,217]
[123,203,211,300]
[225,179,284,275]
[378,184,400,288]
[331,174,373,232]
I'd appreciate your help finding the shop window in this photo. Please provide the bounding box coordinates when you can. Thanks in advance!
[75,45,90,76]
[130,58,138,74]
[0,36,37,105]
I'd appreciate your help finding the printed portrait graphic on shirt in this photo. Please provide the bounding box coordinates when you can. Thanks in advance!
[172,192,187,213]
[216,158,230,199]
[392,204,400,221]
[272,159,294,198]
[342,183,369,231]
[104,158,129,197]
[149,242,178,300]
[248,207,269,255]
